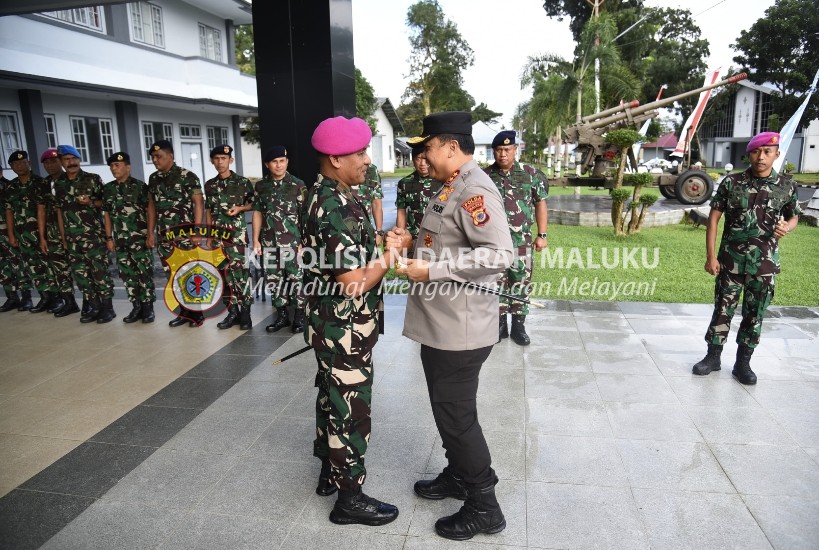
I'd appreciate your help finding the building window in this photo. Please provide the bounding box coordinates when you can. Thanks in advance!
[179,124,202,139]
[199,24,222,62]
[43,7,104,32]
[44,114,58,148]
[69,116,115,165]
[142,121,173,161]
[207,126,229,150]
[1,112,23,164]
[99,119,114,160]
[129,2,164,48]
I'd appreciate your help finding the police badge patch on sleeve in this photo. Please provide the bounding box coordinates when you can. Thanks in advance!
[461,195,490,227]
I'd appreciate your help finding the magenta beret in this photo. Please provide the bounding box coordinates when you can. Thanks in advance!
[311,116,372,156]
[40,148,59,163]
[746,131,780,153]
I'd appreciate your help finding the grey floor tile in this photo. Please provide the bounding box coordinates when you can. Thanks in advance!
[158,511,290,550]
[575,316,633,333]
[805,447,819,465]
[41,500,182,550]
[649,350,711,377]
[595,373,679,404]
[605,402,703,442]
[526,433,629,487]
[164,408,273,455]
[667,376,760,407]
[642,335,707,355]
[527,330,584,350]
[665,303,715,316]
[616,439,736,493]
[526,482,649,549]
[244,416,315,462]
[711,444,819,498]
[427,430,526,482]
[142,377,238,409]
[183,354,266,379]
[524,371,601,401]
[760,322,814,339]
[476,368,525,398]
[687,406,799,446]
[768,407,819,447]
[522,349,591,372]
[20,442,155,498]
[746,380,819,411]
[742,495,819,550]
[244,358,316,386]
[588,350,660,375]
[371,388,436,427]
[207,379,304,417]
[365,425,438,473]
[632,488,772,550]
[579,332,645,352]
[89,405,202,447]
[0,490,95,550]
[570,300,622,313]
[487,344,526,368]
[627,317,699,335]
[476,393,526,433]
[104,448,239,509]
[216,334,291,356]
[280,524,406,550]
[526,398,612,438]
[279,385,318,419]
[403,536,523,549]
[373,360,427,390]
[618,302,675,316]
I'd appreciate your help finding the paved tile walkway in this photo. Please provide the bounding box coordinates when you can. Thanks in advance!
[1,296,818,549]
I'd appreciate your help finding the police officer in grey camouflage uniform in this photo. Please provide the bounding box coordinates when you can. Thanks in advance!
[692,131,801,384]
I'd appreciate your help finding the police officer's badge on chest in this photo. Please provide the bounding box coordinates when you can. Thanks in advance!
[461,195,489,226]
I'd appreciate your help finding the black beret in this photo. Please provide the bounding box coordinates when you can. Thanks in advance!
[107,151,130,165]
[210,144,233,158]
[8,150,28,164]
[149,140,174,155]
[263,145,288,163]
[411,144,425,157]
[407,111,473,145]
[492,131,517,148]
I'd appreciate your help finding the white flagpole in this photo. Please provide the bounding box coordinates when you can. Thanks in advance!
[670,67,724,158]
[773,68,819,173]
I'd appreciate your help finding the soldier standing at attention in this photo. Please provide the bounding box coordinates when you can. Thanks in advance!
[351,163,384,245]
[102,152,157,324]
[204,144,255,330]
[38,148,79,317]
[251,145,307,333]
[395,145,440,240]
[53,145,117,323]
[303,116,402,526]
[4,150,44,312]
[484,130,549,346]
[0,170,24,312]
[692,131,800,385]
[392,111,513,541]
[147,140,205,327]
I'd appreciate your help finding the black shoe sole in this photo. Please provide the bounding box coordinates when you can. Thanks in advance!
[692,365,721,375]
[413,485,467,501]
[329,509,398,526]
[435,519,506,541]
[732,371,757,385]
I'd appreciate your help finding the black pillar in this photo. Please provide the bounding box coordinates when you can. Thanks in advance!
[252,0,355,182]
[17,89,48,177]
[114,100,144,181]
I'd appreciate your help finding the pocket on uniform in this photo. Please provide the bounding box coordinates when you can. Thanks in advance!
[432,379,479,403]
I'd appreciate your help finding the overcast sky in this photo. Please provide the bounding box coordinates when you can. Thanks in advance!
[352,0,775,130]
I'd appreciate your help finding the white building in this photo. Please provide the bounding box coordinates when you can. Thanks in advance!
[367,97,404,174]
[0,1,256,184]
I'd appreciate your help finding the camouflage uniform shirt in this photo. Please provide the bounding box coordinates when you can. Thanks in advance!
[349,164,383,229]
[148,163,202,241]
[5,174,47,236]
[204,171,254,246]
[710,168,802,276]
[395,171,440,238]
[484,161,549,249]
[53,170,106,240]
[102,177,151,243]
[253,172,306,247]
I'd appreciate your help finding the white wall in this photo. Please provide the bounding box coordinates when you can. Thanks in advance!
[371,107,396,172]
[734,87,756,138]
[240,140,263,179]
[802,119,819,172]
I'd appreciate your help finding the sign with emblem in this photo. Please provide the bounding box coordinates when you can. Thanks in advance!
[461,195,490,226]
[163,245,229,322]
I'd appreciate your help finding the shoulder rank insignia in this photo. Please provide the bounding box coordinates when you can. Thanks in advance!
[461,195,490,227]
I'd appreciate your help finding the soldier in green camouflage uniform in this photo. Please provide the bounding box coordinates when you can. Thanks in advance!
[484,131,549,346]
[396,146,440,239]
[147,140,205,327]
[692,131,801,385]
[37,148,78,316]
[303,116,400,526]
[350,163,384,244]
[0,172,24,312]
[53,145,116,323]
[252,145,307,333]
[205,144,254,330]
[5,150,52,312]
[102,152,157,324]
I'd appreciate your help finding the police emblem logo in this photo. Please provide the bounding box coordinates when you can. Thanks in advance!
[163,244,229,323]
[461,195,490,227]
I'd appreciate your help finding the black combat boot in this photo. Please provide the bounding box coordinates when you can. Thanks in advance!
[217,304,240,329]
[510,314,530,346]
[80,297,101,323]
[141,302,155,323]
[123,302,143,323]
[329,487,399,526]
[188,310,205,327]
[692,344,722,375]
[266,306,290,333]
[46,293,65,313]
[498,314,508,341]
[80,296,91,317]
[17,290,33,312]
[30,291,52,313]
[434,483,506,541]
[54,293,80,317]
[414,467,469,500]
[239,305,252,330]
[168,311,188,327]
[96,297,117,324]
[0,290,21,312]
[732,345,757,385]
[291,308,305,333]
[316,458,337,497]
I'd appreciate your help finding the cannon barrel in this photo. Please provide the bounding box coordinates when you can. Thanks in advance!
[584,72,748,129]
[581,100,639,123]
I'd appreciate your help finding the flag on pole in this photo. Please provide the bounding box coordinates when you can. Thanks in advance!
[773,67,819,173]
[670,67,725,157]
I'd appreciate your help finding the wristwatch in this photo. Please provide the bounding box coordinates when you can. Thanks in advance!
[376,230,385,237]
[537,232,548,239]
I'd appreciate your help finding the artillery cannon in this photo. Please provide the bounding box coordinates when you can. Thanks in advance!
[557,72,748,205]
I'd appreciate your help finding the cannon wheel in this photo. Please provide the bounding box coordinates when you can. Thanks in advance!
[659,185,676,199]
[675,170,714,205]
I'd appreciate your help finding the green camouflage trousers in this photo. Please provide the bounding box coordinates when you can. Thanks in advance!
[263,247,304,309]
[45,238,74,294]
[706,271,775,349]
[498,250,532,315]
[115,242,155,303]
[0,234,24,292]
[312,348,373,491]
[17,230,56,294]
[66,239,114,300]
[222,244,250,307]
